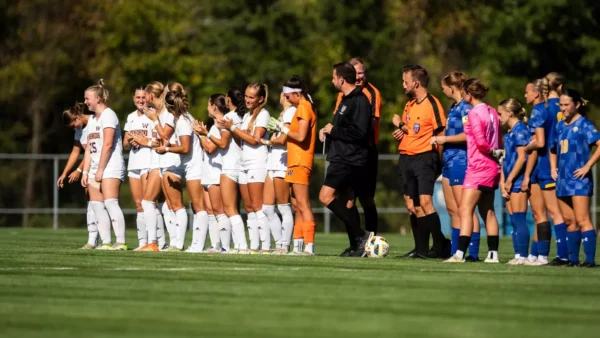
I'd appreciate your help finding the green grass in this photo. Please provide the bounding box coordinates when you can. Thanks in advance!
[0,229,599,338]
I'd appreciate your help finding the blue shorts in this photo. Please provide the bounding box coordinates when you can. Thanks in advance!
[531,164,556,190]
[509,176,526,193]
[530,166,539,184]
[442,165,466,186]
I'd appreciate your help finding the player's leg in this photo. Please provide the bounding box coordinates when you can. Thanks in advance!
[202,187,220,253]
[508,191,529,264]
[101,177,126,250]
[417,156,449,259]
[446,187,481,262]
[221,172,247,252]
[443,178,459,254]
[160,171,177,248]
[209,184,231,252]
[542,188,568,264]
[572,196,595,267]
[129,171,146,250]
[557,197,580,266]
[478,190,500,263]
[139,169,161,251]
[162,171,186,250]
[82,187,99,249]
[186,179,207,252]
[289,167,314,255]
[88,182,113,249]
[359,146,379,234]
[451,183,480,261]
[273,175,291,252]
[248,174,269,252]
[527,183,547,263]
[262,173,281,250]
[239,173,258,252]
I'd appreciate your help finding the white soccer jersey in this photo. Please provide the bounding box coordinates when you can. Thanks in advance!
[202,125,223,179]
[240,109,270,170]
[158,109,181,169]
[220,111,242,170]
[175,114,195,170]
[124,111,153,170]
[268,106,296,171]
[87,108,125,172]
[75,123,91,146]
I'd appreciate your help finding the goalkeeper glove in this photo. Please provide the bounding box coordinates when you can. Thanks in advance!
[490,149,504,161]
[267,117,289,135]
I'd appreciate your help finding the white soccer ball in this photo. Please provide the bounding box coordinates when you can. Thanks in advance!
[366,236,390,258]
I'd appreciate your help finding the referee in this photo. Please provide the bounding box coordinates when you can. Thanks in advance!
[319,62,373,257]
[395,65,451,259]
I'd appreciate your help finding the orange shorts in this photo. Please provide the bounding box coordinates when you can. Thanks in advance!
[285,166,312,185]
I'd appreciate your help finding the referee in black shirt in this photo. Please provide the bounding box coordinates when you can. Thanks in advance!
[319,62,373,257]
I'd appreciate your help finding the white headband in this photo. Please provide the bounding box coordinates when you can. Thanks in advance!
[282,86,302,94]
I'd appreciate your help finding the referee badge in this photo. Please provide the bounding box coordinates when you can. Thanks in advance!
[413,123,420,134]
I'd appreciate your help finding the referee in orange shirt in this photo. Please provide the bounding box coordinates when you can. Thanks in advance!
[333,58,382,235]
[394,65,451,259]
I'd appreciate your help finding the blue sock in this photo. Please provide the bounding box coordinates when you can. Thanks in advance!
[530,241,538,257]
[451,228,460,255]
[514,212,529,257]
[469,232,480,259]
[582,230,596,264]
[567,230,582,263]
[554,223,568,260]
[509,214,518,255]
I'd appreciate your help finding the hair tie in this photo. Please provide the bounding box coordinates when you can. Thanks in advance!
[582,98,589,106]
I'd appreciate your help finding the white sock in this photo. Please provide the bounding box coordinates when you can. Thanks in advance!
[142,200,157,243]
[90,201,111,245]
[231,223,239,249]
[193,211,209,250]
[86,202,98,246]
[487,251,498,260]
[278,203,293,247]
[256,210,271,250]
[217,214,232,251]
[156,208,166,247]
[305,243,314,254]
[175,208,188,249]
[527,254,537,261]
[263,205,281,247]
[136,211,147,247]
[161,203,174,244]
[104,198,126,244]
[514,254,521,259]
[208,214,220,248]
[230,214,247,250]
[248,212,259,250]
[293,238,304,253]
[456,250,465,259]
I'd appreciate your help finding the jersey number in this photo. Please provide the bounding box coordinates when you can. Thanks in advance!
[90,143,98,154]
[560,139,568,154]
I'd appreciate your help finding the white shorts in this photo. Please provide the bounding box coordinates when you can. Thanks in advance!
[239,168,267,185]
[128,168,150,179]
[268,170,286,179]
[221,169,239,183]
[161,167,185,179]
[203,170,220,186]
[150,152,160,170]
[185,165,202,181]
[88,167,125,189]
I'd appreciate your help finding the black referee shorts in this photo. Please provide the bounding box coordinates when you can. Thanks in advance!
[405,151,441,202]
[324,161,367,195]
[397,153,408,196]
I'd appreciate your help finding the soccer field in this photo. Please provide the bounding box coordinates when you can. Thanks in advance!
[0,229,598,338]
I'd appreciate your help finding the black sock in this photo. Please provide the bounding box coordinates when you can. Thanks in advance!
[424,212,445,249]
[364,204,378,235]
[458,235,471,254]
[327,198,357,245]
[347,205,364,239]
[410,214,418,250]
[416,216,430,255]
[487,235,499,252]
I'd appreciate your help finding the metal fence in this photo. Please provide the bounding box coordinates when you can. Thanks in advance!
[0,153,597,235]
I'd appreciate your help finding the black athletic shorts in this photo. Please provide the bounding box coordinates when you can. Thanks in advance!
[357,146,378,198]
[397,153,408,196]
[323,161,367,196]
[405,151,441,202]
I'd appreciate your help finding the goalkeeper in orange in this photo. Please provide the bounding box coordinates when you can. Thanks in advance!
[267,75,318,255]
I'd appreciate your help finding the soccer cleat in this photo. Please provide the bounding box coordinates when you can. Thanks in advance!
[259,250,271,255]
[133,244,148,252]
[549,257,569,266]
[465,256,481,262]
[301,251,315,256]
[139,243,159,252]
[206,246,222,254]
[566,261,580,267]
[162,246,181,252]
[79,243,96,250]
[339,247,354,257]
[111,243,128,251]
[507,257,527,265]
[237,249,251,255]
[528,259,549,266]
[270,248,288,255]
[578,262,596,268]
[353,232,374,257]
[184,246,205,253]
[159,243,170,251]
[249,250,260,255]
[396,248,417,259]
[227,248,239,254]
[444,255,465,263]
[484,257,499,263]
[96,243,114,251]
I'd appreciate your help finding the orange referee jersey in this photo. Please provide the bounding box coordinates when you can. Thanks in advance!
[287,97,317,169]
[398,94,446,155]
[334,82,381,145]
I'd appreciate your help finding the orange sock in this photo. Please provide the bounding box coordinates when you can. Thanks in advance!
[293,222,303,240]
[302,221,315,244]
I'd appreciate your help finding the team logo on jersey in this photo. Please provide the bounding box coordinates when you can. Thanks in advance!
[339,105,347,115]
[405,114,409,122]
[573,127,579,133]
[142,123,149,129]
[287,169,294,176]
[413,123,420,134]
[96,126,100,131]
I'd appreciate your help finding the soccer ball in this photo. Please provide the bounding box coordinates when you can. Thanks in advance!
[366,236,389,258]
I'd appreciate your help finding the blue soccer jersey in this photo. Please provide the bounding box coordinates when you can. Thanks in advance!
[503,121,530,192]
[442,100,471,169]
[528,102,555,183]
[554,116,600,197]
[547,97,564,152]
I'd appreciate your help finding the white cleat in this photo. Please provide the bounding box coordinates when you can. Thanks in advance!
[444,255,466,263]
[484,257,500,263]
[507,257,527,265]
[526,258,548,266]
[184,246,205,253]
[237,249,251,255]
[206,245,222,254]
